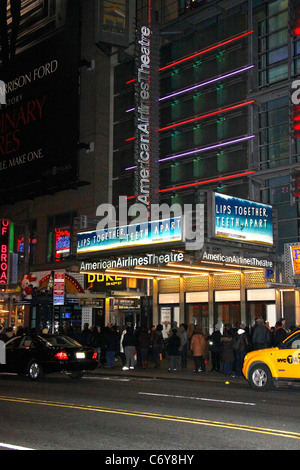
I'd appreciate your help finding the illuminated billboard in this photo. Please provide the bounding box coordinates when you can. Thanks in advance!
[77,217,182,254]
[96,0,130,47]
[0,1,80,205]
[212,193,273,246]
[290,245,300,275]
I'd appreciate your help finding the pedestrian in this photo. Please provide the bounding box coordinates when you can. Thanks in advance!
[233,324,249,377]
[209,323,222,372]
[119,326,127,366]
[105,324,120,368]
[279,317,288,332]
[220,324,234,376]
[251,318,270,350]
[80,323,92,346]
[138,327,150,368]
[90,327,105,367]
[152,324,164,369]
[179,323,188,369]
[122,326,137,370]
[190,325,207,373]
[166,328,181,372]
[273,320,288,347]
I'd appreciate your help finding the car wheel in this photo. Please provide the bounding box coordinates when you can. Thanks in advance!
[248,363,273,391]
[69,371,83,380]
[27,360,43,381]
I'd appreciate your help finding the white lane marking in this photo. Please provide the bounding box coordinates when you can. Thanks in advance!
[0,442,35,450]
[83,376,156,382]
[138,392,256,406]
[83,376,130,382]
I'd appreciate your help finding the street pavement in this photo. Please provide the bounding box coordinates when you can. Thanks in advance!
[87,355,250,387]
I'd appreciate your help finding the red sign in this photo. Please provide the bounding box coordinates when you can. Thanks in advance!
[53,272,65,305]
[55,227,70,262]
[0,220,9,285]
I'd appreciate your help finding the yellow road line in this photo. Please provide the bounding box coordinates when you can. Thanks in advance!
[0,395,299,440]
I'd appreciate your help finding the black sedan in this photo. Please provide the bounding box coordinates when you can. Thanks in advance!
[0,334,98,380]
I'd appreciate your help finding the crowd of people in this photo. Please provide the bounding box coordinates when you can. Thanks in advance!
[58,318,300,377]
[0,318,298,377]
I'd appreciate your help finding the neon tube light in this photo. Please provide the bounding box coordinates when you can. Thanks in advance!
[159,65,254,102]
[158,171,256,193]
[125,136,136,142]
[158,135,255,162]
[125,135,255,169]
[126,79,135,84]
[158,100,254,132]
[159,31,254,72]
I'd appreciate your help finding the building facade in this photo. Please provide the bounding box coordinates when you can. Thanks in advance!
[103,0,300,332]
[0,0,112,332]
[2,0,300,334]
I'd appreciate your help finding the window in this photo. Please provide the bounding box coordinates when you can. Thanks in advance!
[5,336,23,350]
[47,213,75,263]
[261,176,300,252]
[14,219,37,268]
[259,97,289,169]
[256,0,289,87]
[284,332,300,349]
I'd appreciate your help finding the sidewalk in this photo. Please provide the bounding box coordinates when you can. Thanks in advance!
[87,356,249,387]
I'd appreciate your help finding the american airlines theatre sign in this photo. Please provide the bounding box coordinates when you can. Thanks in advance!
[136,25,151,208]
[134,23,159,208]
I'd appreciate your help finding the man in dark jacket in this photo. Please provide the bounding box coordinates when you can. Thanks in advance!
[210,324,222,372]
[273,321,288,347]
[105,325,120,368]
[252,318,270,350]
[166,329,181,372]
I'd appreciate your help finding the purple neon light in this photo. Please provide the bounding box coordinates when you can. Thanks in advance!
[158,135,255,163]
[159,65,254,102]
[125,135,255,171]
[126,107,135,113]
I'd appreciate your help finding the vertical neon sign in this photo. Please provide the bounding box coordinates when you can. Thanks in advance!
[292,0,300,137]
[0,220,10,285]
[136,25,151,208]
[134,0,159,213]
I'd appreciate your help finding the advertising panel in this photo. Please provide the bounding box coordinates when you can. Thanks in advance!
[85,274,125,291]
[97,0,130,47]
[77,217,182,254]
[0,1,80,205]
[53,272,65,306]
[290,245,300,275]
[212,193,273,246]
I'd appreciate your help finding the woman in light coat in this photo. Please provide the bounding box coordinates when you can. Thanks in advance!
[190,325,207,373]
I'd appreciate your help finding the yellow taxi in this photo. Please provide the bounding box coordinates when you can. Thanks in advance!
[242,330,300,391]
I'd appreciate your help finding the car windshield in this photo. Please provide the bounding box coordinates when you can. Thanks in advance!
[38,335,82,348]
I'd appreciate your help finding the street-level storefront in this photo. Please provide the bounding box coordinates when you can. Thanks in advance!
[19,271,86,333]
[78,246,279,332]
[75,193,300,332]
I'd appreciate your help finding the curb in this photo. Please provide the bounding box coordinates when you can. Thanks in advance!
[85,366,249,387]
